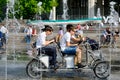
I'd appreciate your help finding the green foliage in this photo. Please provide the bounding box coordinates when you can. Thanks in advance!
[50,0,58,7]
[41,0,58,12]
[15,0,59,19]
[15,0,58,19]
[0,0,6,21]
[17,0,38,19]
[0,0,59,20]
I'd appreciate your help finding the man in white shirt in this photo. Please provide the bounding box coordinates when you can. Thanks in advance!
[0,24,8,45]
[25,25,32,44]
[76,24,85,38]
[60,24,85,68]
[36,25,57,68]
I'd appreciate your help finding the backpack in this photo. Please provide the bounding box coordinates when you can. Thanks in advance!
[87,38,99,50]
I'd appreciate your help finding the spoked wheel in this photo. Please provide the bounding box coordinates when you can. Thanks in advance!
[93,61,110,79]
[26,59,46,79]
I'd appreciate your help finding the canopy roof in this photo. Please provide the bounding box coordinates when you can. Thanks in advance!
[28,18,102,26]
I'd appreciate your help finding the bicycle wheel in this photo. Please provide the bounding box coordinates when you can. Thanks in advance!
[26,59,46,79]
[93,61,110,79]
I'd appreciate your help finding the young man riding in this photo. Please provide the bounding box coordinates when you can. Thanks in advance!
[60,24,85,68]
[36,25,58,69]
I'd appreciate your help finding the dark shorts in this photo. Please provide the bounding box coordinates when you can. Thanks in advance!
[62,46,77,55]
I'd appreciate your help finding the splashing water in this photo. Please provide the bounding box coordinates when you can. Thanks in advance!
[108,1,119,27]
[103,1,119,27]
[62,0,69,20]
[97,8,102,18]
[49,10,53,20]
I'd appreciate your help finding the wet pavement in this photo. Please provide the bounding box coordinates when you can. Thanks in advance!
[0,45,120,80]
[0,60,119,80]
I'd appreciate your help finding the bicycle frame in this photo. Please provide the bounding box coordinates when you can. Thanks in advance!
[35,41,103,69]
[26,42,110,79]
[81,41,104,68]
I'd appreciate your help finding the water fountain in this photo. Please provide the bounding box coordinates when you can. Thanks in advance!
[49,10,53,20]
[102,2,119,49]
[107,1,119,49]
[97,8,102,18]
[103,1,119,27]
[37,1,42,20]
[107,2,119,79]
[109,1,119,27]
[6,0,21,59]
[62,0,69,20]
[4,0,22,79]
[61,0,69,32]
[37,2,45,34]
[96,8,104,41]
[96,7,103,52]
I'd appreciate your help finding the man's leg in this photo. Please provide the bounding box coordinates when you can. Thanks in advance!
[74,56,77,66]
[76,47,85,68]
[76,48,82,63]
[42,46,57,66]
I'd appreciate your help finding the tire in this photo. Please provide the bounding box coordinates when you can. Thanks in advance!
[26,59,46,79]
[89,59,101,68]
[93,61,110,79]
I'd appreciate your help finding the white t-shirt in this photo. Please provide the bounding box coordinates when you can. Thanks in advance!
[36,32,46,49]
[0,26,8,34]
[27,27,32,35]
[60,32,71,51]
[76,29,83,37]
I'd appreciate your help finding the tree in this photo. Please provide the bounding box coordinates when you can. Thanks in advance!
[15,0,58,19]
[0,0,6,21]
[37,0,58,20]
[15,0,38,19]
[38,0,58,13]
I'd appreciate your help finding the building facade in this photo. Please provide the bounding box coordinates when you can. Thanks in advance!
[56,0,120,20]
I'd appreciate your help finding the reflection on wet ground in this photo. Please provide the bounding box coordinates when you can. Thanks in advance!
[0,62,103,80]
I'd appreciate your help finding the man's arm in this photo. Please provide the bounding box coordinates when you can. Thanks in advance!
[66,41,78,47]
[44,39,55,46]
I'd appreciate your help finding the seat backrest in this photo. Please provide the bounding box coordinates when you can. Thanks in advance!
[56,42,75,57]
[55,42,64,57]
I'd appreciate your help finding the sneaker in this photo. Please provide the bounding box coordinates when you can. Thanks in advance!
[77,63,85,68]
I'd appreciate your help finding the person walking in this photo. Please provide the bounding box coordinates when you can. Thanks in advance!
[25,25,32,44]
[0,24,8,48]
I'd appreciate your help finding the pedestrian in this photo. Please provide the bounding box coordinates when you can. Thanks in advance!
[101,27,112,44]
[113,28,119,43]
[76,24,85,38]
[32,26,37,37]
[0,24,8,48]
[55,26,64,43]
[25,25,32,44]
[0,31,3,48]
